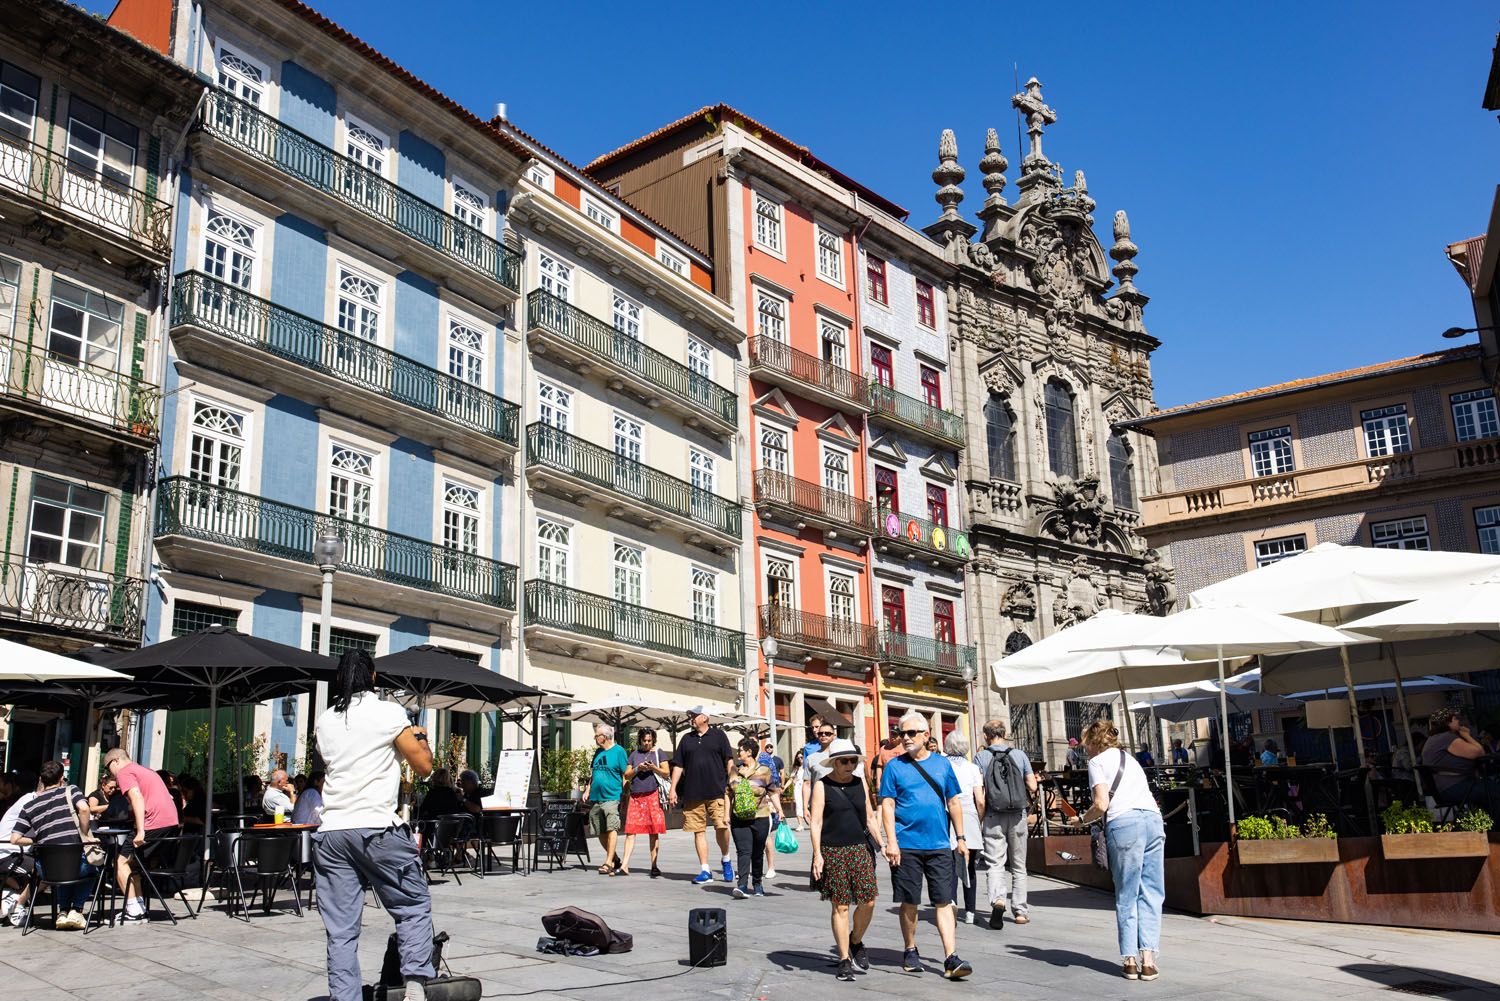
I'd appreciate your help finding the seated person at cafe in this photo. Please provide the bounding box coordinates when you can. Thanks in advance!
[87,776,127,821]
[262,769,297,819]
[291,771,325,826]
[418,769,464,820]
[1391,732,1426,783]
[1259,740,1280,767]
[9,760,95,930]
[176,775,207,830]
[457,770,486,816]
[0,773,37,926]
[1422,708,1500,815]
[1170,739,1190,765]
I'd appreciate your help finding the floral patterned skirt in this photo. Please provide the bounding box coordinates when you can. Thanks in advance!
[819,842,878,905]
[624,791,666,834]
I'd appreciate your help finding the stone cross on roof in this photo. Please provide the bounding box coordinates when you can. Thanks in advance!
[1011,77,1057,172]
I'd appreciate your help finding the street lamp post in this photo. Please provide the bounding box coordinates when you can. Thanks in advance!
[761,636,779,756]
[312,531,345,721]
[961,662,978,754]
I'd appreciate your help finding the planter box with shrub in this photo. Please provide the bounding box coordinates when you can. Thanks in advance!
[1379,801,1493,860]
[1234,814,1340,865]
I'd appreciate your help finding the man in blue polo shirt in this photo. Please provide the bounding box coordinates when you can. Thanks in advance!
[879,711,972,980]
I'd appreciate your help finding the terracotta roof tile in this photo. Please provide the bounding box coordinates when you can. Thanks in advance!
[586,103,909,221]
[1132,344,1481,425]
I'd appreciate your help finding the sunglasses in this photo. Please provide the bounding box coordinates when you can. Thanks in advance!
[833,756,858,766]
[899,729,927,738]
[815,729,837,737]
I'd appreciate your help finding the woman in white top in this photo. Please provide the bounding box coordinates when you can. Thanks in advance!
[1077,719,1164,983]
[943,732,985,924]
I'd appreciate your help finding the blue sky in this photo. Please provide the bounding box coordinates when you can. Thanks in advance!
[99,0,1498,407]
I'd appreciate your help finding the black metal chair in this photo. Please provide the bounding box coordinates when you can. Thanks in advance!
[477,813,524,876]
[136,834,203,923]
[237,833,302,918]
[23,844,105,936]
[422,816,468,885]
[198,828,251,920]
[1418,765,1477,823]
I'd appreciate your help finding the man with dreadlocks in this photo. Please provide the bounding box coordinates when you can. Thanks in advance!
[313,648,436,1001]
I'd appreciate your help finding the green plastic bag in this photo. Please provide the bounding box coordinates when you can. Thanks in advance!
[773,822,799,854]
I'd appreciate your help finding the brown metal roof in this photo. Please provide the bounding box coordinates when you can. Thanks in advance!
[1126,345,1481,428]
[586,104,909,221]
[1447,234,1487,291]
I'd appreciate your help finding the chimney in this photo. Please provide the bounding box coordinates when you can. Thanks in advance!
[494,102,508,120]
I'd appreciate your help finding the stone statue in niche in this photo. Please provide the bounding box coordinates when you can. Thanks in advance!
[1051,562,1106,628]
[1045,474,1107,547]
[1140,548,1177,617]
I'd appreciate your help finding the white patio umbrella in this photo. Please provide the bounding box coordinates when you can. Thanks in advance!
[1078,605,1367,824]
[990,609,1243,750]
[0,637,131,683]
[1129,682,1304,724]
[1341,572,1500,638]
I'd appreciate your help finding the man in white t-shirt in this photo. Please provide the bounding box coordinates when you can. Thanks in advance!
[313,651,435,1001]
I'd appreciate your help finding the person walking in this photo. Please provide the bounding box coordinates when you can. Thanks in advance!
[669,708,735,885]
[1077,719,1164,982]
[810,739,882,982]
[790,750,807,831]
[7,760,96,930]
[586,724,628,875]
[728,737,776,899]
[976,719,1037,929]
[102,748,178,924]
[312,649,436,1001]
[621,728,668,878]
[943,732,985,924]
[879,712,972,980]
[757,740,784,879]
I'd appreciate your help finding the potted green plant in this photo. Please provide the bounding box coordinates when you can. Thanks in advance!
[540,748,579,801]
[571,748,593,801]
[1380,801,1492,860]
[1234,813,1340,865]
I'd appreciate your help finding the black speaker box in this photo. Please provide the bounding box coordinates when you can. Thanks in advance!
[687,907,727,967]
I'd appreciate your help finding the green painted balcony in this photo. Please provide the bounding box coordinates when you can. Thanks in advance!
[870,507,973,568]
[172,272,519,463]
[155,477,517,621]
[868,383,966,449]
[526,423,740,549]
[526,290,736,437]
[525,579,744,674]
[879,629,978,681]
[0,333,161,448]
[0,557,144,646]
[759,604,879,663]
[194,89,520,297]
[0,130,172,262]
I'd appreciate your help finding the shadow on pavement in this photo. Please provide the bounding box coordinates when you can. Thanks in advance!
[1003,944,1123,976]
[1340,964,1500,996]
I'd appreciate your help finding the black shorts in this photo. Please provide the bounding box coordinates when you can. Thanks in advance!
[120,825,180,862]
[891,848,955,906]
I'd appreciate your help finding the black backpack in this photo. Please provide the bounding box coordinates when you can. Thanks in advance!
[984,747,1029,814]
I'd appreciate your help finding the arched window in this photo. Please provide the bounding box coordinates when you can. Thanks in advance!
[1044,380,1078,478]
[1108,432,1135,510]
[985,393,1017,481]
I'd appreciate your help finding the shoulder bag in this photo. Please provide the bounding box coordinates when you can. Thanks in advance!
[905,754,958,840]
[652,751,671,814]
[1090,749,1127,871]
[68,786,108,867]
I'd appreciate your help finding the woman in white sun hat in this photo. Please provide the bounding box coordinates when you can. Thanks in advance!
[810,738,884,982]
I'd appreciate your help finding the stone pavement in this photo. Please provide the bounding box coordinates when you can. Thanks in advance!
[4,827,1497,1001]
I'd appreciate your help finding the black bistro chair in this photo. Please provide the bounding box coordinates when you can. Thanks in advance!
[235,833,303,918]
[477,813,524,876]
[422,816,468,885]
[23,844,105,936]
[137,834,204,923]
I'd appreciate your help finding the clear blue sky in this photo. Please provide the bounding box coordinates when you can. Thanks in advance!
[98,0,1498,407]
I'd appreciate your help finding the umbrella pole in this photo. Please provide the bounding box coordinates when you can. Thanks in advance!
[204,684,218,861]
[1116,668,1137,752]
[237,702,246,816]
[1339,646,1366,764]
[1389,648,1424,799]
[1217,645,1234,827]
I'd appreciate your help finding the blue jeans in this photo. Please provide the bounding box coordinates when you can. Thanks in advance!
[1105,809,1164,959]
[37,856,97,911]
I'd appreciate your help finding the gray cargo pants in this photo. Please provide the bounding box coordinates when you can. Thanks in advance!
[981,808,1029,914]
[313,825,435,1001]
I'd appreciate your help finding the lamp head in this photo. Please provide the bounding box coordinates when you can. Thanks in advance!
[314,532,345,568]
[761,637,779,661]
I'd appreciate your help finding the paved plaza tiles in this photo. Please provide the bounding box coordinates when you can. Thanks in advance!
[4,829,1496,1001]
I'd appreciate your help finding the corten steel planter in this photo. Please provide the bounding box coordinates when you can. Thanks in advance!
[1235,838,1341,865]
[1380,831,1490,860]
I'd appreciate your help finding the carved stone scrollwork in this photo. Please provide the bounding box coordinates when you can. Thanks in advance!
[1040,474,1107,547]
[1001,580,1036,622]
[1138,548,1177,617]
[1052,558,1107,628]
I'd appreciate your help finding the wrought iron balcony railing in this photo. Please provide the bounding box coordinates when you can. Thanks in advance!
[872,507,973,562]
[156,477,517,609]
[0,131,172,257]
[527,290,736,428]
[525,579,743,670]
[759,604,879,660]
[0,332,161,442]
[526,423,740,537]
[196,89,521,292]
[173,272,519,445]
[879,629,978,679]
[747,336,867,408]
[753,467,871,535]
[0,558,144,643]
[868,383,966,448]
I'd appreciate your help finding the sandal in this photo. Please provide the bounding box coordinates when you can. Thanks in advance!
[650,865,662,879]
[616,866,630,876]
[1122,959,1139,980]
[598,864,616,875]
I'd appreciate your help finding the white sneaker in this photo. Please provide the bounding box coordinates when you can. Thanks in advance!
[9,907,27,927]
[964,911,975,925]
[403,978,427,1001]
[59,910,85,930]
[0,891,15,921]
[764,868,778,880]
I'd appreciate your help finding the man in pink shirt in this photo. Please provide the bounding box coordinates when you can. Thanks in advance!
[103,749,179,922]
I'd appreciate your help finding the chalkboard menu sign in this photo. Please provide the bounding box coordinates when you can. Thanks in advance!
[536,801,587,870]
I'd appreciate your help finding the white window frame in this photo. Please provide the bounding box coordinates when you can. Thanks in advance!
[815,224,844,287]
[342,112,389,178]
[0,63,39,143]
[612,540,644,606]
[1361,404,1411,458]
[1451,388,1499,442]
[686,337,712,381]
[537,379,572,431]
[657,244,688,278]
[613,411,644,463]
[759,425,790,473]
[820,317,849,370]
[451,177,488,235]
[1370,515,1429,550]
[201,206,259,291]
[440,478,483,555]
[327,440,377,526]
[536,517,571,585]
[584,197,618,233]
[691,566,718,625]
[47,277,122,372]
[1477,505,1500,555]
[826,570,858,624]
[445,314,486,388]
[763,552,797,608]
[1253,534,1306,567]
[537,251,572,302]
[1248,426,1295,477]
[611,290,642,340]
[821,443,852,496]
[756,288,788,343]
[0,255,20,344]
[214,44,269,106]
[26,475,108,571]
[689,447,715,494]
[752,189,784,257]
[188,399,249,490]
[525,161,552,190]
[334,265,384,344]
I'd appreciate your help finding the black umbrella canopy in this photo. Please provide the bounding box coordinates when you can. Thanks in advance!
[372,644,543,714]
[108,624,336,692]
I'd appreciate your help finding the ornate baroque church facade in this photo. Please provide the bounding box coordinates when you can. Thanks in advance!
[927,81,1174,764]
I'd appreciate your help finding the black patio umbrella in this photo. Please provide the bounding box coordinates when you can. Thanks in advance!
[106,625,337,849]
[371,645,543,716]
